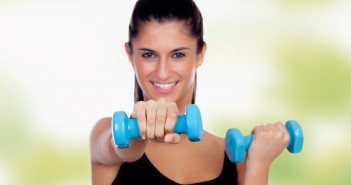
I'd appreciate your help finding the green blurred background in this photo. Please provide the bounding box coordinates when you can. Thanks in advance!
[0,0,350,184]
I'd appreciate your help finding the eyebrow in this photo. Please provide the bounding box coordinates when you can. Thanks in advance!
[137,47,190,53]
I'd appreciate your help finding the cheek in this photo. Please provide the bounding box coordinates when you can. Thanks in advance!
[179,63,196,81]
[134,61,149,76]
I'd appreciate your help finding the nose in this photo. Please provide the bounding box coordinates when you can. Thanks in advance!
[156,57,171,80]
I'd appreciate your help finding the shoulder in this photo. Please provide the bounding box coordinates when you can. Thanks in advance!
[90,117,112,140]
[93,117,112,129]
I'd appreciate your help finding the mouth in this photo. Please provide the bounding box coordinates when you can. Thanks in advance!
[151,81,178,94]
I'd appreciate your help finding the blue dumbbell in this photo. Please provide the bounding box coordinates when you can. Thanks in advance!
[225,120,304,163]
[112,104,203,149]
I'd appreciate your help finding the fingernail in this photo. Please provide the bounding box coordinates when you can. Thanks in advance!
[165,135,171,142]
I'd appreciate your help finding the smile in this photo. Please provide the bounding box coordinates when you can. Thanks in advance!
[152,82,177,90]
[151,81,178,94]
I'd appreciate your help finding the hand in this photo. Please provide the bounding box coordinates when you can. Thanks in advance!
[245,122,290,168]
[131,98,182,144]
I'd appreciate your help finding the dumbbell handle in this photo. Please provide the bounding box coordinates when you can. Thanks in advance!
[238,121,303,153]
[120,114,188,140]
[241,133,294,152]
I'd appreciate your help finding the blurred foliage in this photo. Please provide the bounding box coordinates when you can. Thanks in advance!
[14,142,90,185]
[270,38,351,185]
[0,77,90,185]
[275,39,351,115]
[280,0,335,6]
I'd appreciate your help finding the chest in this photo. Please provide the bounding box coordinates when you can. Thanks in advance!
[145,143,225,184]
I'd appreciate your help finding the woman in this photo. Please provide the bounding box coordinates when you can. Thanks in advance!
[90,0,290,184]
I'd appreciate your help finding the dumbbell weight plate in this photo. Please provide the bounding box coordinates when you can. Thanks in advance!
[185,104,203,142]
[112,111,130,149]
[225,128,247,163]
[286,120,304,153]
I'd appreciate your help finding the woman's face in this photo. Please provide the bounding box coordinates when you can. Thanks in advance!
[126,19,206,110]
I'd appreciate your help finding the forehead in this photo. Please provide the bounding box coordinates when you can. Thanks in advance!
[132,19,196,49]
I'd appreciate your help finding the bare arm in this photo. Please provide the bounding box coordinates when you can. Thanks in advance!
[89,117,147,166]
[90,117,148,184]
[237,122,289,185]
[89,99,182,184]
[237,160,270,185]
[89,99,181,165]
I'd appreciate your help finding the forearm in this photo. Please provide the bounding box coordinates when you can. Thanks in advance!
[237,160,270,185]
[110,137,147,163]
[90,117,147,165]
[242,164,270,185]
[238,121,289,185]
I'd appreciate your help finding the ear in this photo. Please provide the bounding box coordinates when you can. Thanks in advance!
[196,42,207,68]
[125,42,134,68]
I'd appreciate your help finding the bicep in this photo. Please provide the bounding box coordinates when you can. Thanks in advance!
[90,117,122,165]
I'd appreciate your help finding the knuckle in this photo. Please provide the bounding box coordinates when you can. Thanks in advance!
[165,120,176,132]
[168,110,178,119]
[164,128,172,133]
[254,129,266,138]
[275,131,283,139]
[155,131,164,139]
[136,113,146,123]
[146,113,155,125]
[254,124,264,130]
[146,129,154,138]
[147,99,155,105]
[164,125,173,133]
[145,102,155,110]
[134,101,144,109]
[156,115,165,125]
[169,102,178,110]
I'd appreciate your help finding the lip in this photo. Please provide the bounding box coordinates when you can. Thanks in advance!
[151,81,178,94]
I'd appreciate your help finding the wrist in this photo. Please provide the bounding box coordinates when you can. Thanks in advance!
[242,160,271,185]
[245,162,270,176]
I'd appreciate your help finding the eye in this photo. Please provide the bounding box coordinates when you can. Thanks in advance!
[142,52,156,58]
[172,52,185,58]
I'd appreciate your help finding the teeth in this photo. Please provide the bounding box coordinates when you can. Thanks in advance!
[153,82,176,90]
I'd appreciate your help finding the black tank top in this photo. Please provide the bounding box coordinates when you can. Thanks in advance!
[112,153,238,185]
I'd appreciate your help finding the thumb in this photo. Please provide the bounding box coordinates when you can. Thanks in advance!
[164,133,182,144]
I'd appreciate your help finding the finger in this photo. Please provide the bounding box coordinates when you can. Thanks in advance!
[165,102,179,133]
[274,121,290,145]
[251,125,264,135]
[274,121,286,133]
[146,100,156,139]
[266,123,279,134]
[164,133,182,144]
[155,103,167,140]
[134,102,147,139]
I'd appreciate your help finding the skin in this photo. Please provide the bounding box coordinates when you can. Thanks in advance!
[90,19,290,185]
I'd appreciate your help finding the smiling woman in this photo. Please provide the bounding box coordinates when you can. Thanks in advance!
[1,0,351,184]
[126,20,203,111]
[89,0,291,185]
